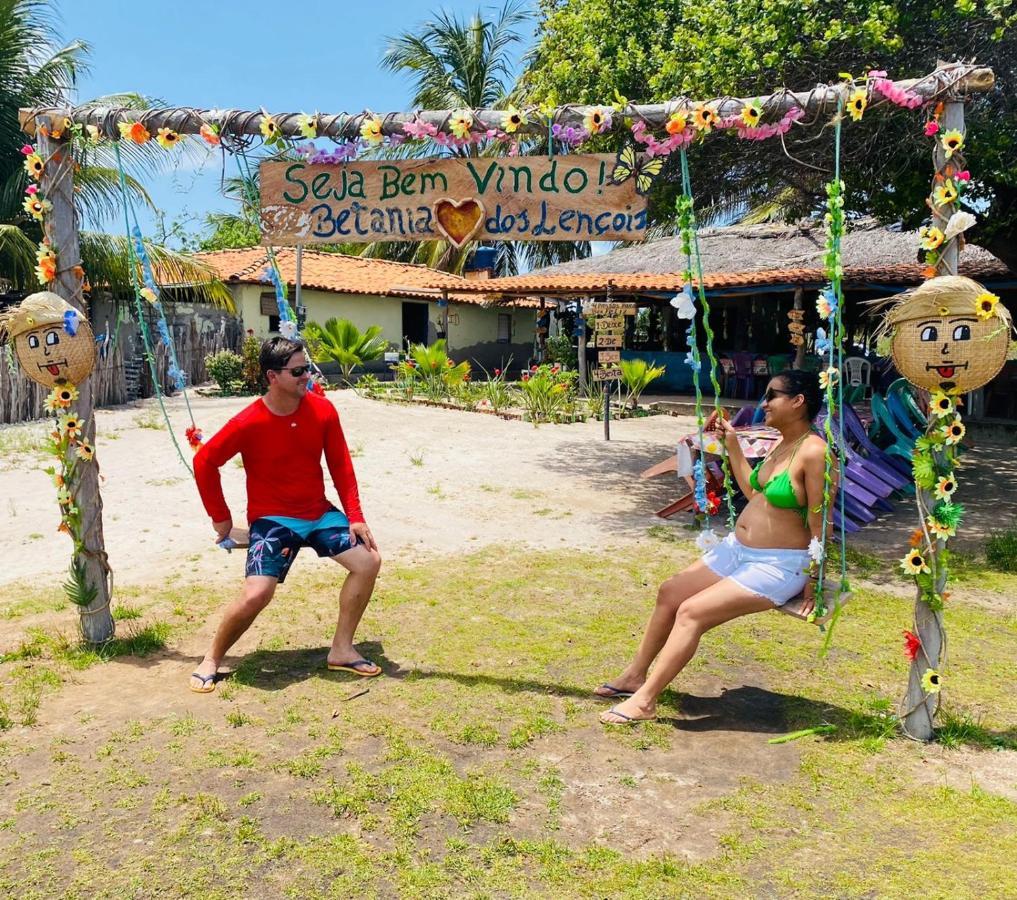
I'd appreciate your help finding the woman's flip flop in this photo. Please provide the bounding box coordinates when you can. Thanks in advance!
[189,672,217,694]
[326,658,381,677]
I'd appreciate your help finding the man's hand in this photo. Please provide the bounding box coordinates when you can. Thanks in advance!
[212,518,233,544]
[350,521,377,551]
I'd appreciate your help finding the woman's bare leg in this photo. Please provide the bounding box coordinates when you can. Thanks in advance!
[601,578,774,723]
[593,561,722,697]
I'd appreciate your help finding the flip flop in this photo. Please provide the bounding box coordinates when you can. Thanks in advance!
[593,683,634,700]
[189,671,217,694]
[600,705,656,726]
[326,658,381,677]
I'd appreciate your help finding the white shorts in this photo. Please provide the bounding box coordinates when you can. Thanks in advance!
[702,533,810,606]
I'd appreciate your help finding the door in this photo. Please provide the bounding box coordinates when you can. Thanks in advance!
[401,302,429,349]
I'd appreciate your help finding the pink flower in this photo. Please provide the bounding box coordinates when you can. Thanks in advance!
[955,170,971,182]
[25,184,38,195]
[402,119,438,139]
[924,121,940,137]
[530,365,538,372]
[20,144,34,155]
[494,368,501,376]
[521,373,530,382]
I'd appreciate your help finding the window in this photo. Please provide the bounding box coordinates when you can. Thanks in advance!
[260,292,280,332]
[497,313,512,344]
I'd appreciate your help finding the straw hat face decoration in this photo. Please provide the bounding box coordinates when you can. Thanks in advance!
[883,276,1013,394]
[1,291,95,388]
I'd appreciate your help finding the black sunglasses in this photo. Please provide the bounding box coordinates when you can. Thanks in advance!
[275,365,310,377]
[763,387,796,402]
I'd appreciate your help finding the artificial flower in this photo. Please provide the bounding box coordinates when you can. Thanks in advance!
[933,180,958,207]
[22,195,51,220]
[847,89,867,121]
[75,441,94,461]
[501,105,527,134]
[23,153,44,179]
[929,391,954,418]
[582,106,611,135]
[199,123,221,146]
[25,184,37,196]
[53,385,78,407]
[279,319,298,339]
[449,110,474,140]
[941,129,964,158]
[692,104,717,132]
[923,120,940,137]
[665,111,688,135]
[156,128,181,149]
[926,516,956,540]
[56,486,72,507]
[20,143,34,155]
[185,425,204,451]
[360,115,384,145]
[670,285,696,319]
[808,537,824,564]
[35,242,56,283]
[934,475,957,501]
[52,472,64,488]
[259,114,281,142]
[900,549,930,575]
[921,668,942,694]
[955,169,971,182]
[695,529,720,551]
[43,391,63,414]
[296,113,318,139]
[85,124,101,143]
[819,367,839,389]
[943,211,976,242]
[943,416,966,445]
[58,414,82,439]
[919,225,945,251]
[903,630,922,662]
[816,288,837,319]
[140,287,158,304]
[908,527,925,548]
[974,291,999,321]
[740,100,762,128]
[117,121,150,144]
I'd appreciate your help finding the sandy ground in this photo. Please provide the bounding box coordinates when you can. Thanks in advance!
[3,389,1015,591]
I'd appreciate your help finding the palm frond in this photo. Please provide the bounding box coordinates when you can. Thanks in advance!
[0,221,39,287]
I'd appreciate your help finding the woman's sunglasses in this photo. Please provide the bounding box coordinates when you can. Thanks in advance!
[763,387,796,402]
[276,365,310,377]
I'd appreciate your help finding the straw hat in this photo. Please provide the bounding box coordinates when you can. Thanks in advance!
[877,276,1013,394]
[1,291,95,388]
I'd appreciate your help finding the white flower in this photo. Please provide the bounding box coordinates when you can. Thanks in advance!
[808,537,824,564]
[696,529,720,551]
[279,319,298,339]
[943,211,976,242]
[670,285,696,319]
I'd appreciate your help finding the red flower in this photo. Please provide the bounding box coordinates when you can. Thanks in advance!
[955,170,971,182]
[530,365,538,372]
[185,425,204,451]
[522,373,530,381]
[903,630,921,662]
[924,121,940,137]
[494,368,501,376]
[309,381,325,396]
[246,328,254,335]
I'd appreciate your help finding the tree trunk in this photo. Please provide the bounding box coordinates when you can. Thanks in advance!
[37,117,115,645]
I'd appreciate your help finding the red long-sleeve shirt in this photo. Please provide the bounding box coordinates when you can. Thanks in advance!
[193,392,365,526]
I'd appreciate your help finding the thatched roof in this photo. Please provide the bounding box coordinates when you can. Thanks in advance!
[537,219,1007,277]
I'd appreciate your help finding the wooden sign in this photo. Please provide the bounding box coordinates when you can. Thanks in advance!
[598,350,620,363]
[596,333,623,348]
[260,155,648,245]
[596,316,625,331]
[592,367,621,381]
[590,302,637,316]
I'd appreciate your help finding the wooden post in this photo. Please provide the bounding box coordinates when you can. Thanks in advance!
[37,116,114,644]
[901,98,965,741]
[577,301,588,396]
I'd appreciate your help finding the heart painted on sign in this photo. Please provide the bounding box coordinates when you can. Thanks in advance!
[432,198,486,248]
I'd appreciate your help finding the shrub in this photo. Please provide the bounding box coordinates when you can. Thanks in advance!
[404,340,471,401]
[985,529,1017,573]
[304,318,387,386]
[204,350,245,395]
[545,332,577,370]
[240,333,261,392]
[354,373,383,398]
[518,363,577,425]
[619,358,666,408]
[478,362,515,414]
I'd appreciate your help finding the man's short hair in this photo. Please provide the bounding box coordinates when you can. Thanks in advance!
[259,337,305,379]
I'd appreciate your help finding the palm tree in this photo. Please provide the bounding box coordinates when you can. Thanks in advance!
[304,317,389,386]
[619,357,666,409]
[0,0,227,303]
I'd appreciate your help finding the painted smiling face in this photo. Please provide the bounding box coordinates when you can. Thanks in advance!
[885,276,1012,394]
[3,291,95,388]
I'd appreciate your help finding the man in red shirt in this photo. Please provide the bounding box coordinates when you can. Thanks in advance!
[189,337,382,692]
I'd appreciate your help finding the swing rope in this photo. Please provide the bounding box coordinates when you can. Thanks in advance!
[111,141,195,473]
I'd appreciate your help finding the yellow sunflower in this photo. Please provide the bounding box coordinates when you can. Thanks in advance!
[297,113,318,139]
[581,106,610,134]
[819,367,840,389]
[942,417,966,445]
[156,128,181,149]
[847,89,867,121]
[58,414,82,439]
[929,391,954,418]
[54,385,78,407]
[692,104,717,132]
[22,195,51,220]
[449,110,474,140]
[941,129,964,159]
[933,180,958,207]
[921,668,942,694]
[24,153,44,179]
[900,549,931,575]
[75,441,94,462]
[926,516,956,539]
[360,115,384,145]
[740,101,762,128]
[919,225,945,251]
[974,291,999,321]
[260,114,280,142]
[501,105,527,134]
[934,475,957,501]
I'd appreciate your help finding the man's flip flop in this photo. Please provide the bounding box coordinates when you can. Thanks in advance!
[189,672,216,694]
[600,705,656,725]
[326,658,381,677]
[593,683,634,700]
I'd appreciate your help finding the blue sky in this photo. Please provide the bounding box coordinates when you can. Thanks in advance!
[59,1,537,243]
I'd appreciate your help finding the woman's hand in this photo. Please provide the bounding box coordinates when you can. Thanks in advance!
[710,412,739,449]
[799,580,816,616]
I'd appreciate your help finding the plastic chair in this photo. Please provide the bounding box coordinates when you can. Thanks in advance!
[870,393,915,463]
[718,357,735,397]
[800,354,822,373]
[843,357,872,399]
[731,352,756,399]
[767,354,790,375]
[887,378,928,431]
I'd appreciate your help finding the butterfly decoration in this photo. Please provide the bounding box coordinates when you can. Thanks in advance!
[63,309,79,336]
[609,145,664,196]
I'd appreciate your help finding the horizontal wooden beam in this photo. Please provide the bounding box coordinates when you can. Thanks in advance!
[20,64,994,139]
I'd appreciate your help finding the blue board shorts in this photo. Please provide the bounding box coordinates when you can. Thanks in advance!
[245,509,361,583]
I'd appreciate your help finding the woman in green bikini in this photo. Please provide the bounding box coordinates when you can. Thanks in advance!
[597,370,831,724]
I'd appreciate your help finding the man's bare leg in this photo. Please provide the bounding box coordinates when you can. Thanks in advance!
[189,575,278,691]
[326,544,383,671]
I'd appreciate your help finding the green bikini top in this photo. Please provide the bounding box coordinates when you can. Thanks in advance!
[749,434,809,521]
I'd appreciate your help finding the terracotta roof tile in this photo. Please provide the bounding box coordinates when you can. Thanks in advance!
[192,248,494,305]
